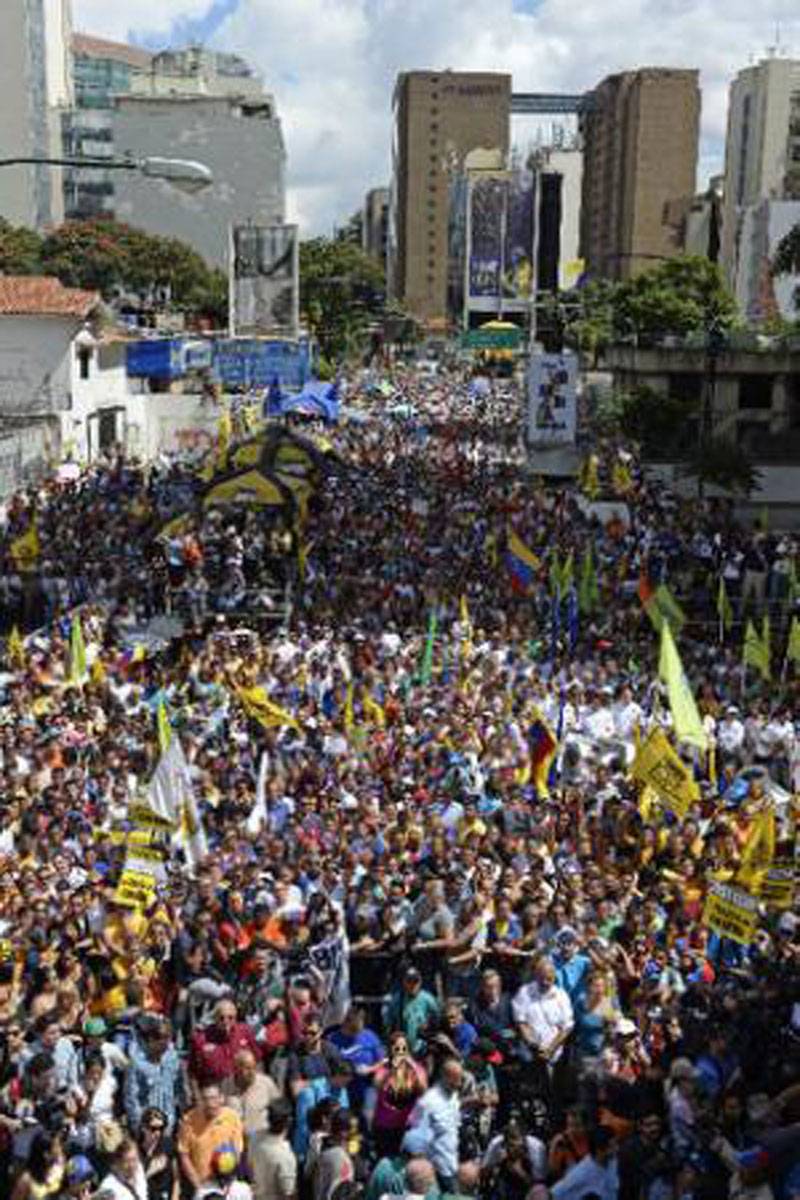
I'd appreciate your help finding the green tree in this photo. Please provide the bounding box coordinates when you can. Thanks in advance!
[678,438,763,496]
[299,237,385,361]
[613,256,738,344]
[0,219,44,275]
[39,220,226,323]
[772,223,800,312]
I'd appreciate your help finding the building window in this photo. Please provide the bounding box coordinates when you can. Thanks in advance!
[77,347,92,380]
[738,375,774,410]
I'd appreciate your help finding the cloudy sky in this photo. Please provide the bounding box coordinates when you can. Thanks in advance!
[74,0,800,235]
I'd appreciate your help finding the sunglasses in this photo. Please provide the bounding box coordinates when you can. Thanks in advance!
[145,1123,165,1133]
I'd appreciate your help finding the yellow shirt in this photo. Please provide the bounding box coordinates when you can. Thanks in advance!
[178,1106,244,1182]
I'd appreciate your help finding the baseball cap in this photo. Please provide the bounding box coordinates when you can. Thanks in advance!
[65,1156,96,1186]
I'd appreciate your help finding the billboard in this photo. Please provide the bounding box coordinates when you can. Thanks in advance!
[231,224,299,338]
[466,169,535,317]
[212,338,310,390]
[527,351,578,447]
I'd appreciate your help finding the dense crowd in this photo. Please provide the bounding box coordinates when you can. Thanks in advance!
[0,365,798,1200]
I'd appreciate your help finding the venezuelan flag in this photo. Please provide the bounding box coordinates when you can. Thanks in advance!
[527,715,558,796]
[506,526,541,594]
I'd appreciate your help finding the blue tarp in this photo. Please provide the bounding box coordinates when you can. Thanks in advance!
[280,380,339,424]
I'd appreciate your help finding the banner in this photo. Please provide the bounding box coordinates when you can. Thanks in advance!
[631,728,699,819]
[128,804,176,832]
[94,828,159,847]
[759,859,795,909]
[113,868,158,910]
[146,736,208,871]
[702,881,759,945]
[527,352,578,448]
[231,224,299,337]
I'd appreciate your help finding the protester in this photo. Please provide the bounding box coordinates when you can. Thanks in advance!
[0,366,797,1200]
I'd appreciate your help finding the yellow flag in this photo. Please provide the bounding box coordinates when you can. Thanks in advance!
[215,408,233,473]
[743,619,770,681]
[7,626,24,668]
[69,614,87,686]
[787,616,800,666]
[236,685,299,730]
[460,593,473,661]
[90,656,106,685]
[156,697,172,753]
[10,523,39,572]
[344,681,355,734]
[738,808,776,893]
[362,692,386,728]
[297,538,313,583]
[658,621,707,751]
[631,727,700,819]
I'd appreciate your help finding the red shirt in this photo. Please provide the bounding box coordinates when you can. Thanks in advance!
[189,1021,259,1085]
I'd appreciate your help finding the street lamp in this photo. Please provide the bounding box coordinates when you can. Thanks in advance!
[0,155,213,194]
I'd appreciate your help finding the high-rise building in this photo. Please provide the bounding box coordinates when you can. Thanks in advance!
[63,34,153,220]
[0,0,73,229]
[720,57,800,319]
[389,70,511,325]
[363,187,389,264]
[112,49,286,268]
[579,68,700,280]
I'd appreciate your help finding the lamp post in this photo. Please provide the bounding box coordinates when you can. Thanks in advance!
[0,155,213,194]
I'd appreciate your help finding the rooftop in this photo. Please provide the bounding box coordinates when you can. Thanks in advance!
[72,33,154,70]
[0,276,100,319]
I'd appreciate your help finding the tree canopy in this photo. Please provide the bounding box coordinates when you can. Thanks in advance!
[564,256,738,355]
[0,217,226,324]
[299,236,385,361]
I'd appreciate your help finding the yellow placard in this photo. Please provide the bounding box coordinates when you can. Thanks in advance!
[113,868,157,910]
[702,881,759,945]
[759,860,795,909]
[127,845,166,865]
[128,805,176,831]
[94,828,158,847]
[631,728,699,819]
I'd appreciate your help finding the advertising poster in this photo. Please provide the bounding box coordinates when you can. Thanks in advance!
[231,224,299,337]
[527,351,578,446]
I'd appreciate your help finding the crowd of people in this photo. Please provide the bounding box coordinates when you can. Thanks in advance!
[0,364,798,1200]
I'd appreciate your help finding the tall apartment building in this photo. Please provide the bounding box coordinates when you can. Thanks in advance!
[363,187,389,264]
[720,57,800,321]
[63,34,153,219]
[112,49,286,268]
[580,68,700,280]
[389,70,511,325]
[0,0,73,229]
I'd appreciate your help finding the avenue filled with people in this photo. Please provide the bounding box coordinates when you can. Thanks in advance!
[0,365,798,1200]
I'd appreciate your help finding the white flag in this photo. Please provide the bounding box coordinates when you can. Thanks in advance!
[246,750,269,835]
[146,736,208,871]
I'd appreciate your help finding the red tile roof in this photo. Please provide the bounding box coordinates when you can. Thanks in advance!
[72,32,154,70]
[0,276,100,318]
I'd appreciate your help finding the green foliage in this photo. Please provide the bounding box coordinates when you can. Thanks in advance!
[38,220,226,323]
[678,438,763,496]
[299,236,385,361]
[615,385,696,457]
[0,219,44,275]
[562,257,738,354]
[315,355,335,381]
[612,257,738,344]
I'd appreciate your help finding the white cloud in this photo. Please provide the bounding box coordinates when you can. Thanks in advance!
[75,0,800,233]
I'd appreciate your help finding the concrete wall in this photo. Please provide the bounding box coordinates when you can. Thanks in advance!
[113,94,286,268]
[646,462,800,529]
[0,314,79,416]
[60,339,132,462]
[0,419,57,499]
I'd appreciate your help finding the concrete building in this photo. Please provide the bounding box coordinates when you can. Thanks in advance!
[579,68,701,280]
[532,146,583,292]
[63,33,153,220]
[363,187,389,264]
[720,57,800,320]
[389,70,511,325]
[0,0,73,230]
[605,341,800,457]
[112,49,285,268]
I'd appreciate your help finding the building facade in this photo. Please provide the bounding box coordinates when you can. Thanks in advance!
[605,341,800,459]
[389,70,511,325]
[112,51,285,268]
[579,68,700,280]
[0,0,73,230]
[363,187,389,264]
[62,33,153,220]
[720,57,800,319]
